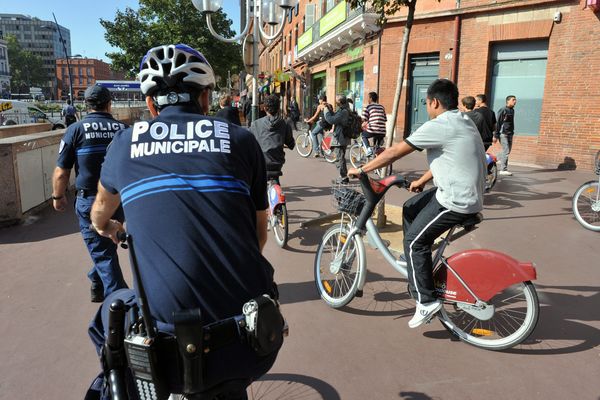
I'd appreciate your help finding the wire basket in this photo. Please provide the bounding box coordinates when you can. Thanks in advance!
[332,182,365,216]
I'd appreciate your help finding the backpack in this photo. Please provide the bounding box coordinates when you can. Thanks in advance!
[343,109,362,139]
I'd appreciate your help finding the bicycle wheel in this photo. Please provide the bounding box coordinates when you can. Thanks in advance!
[485,163,498,192]
[438,281,539,350]
[314,225,364,308]
[272,204,288,248]
[295,133,312,157]
[349,143,367,168]
[323,147,338,163]
[572,180,600,231]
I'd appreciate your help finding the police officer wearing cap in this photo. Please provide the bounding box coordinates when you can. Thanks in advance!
[52,85,128,303]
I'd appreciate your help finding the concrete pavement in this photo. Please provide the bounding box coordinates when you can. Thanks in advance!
[1,147,599,399]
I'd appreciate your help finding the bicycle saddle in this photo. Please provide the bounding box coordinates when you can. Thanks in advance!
[461,213,483,231]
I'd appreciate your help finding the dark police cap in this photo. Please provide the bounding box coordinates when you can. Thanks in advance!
[84,85,111,104]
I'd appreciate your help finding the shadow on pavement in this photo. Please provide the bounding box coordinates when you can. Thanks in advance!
[249,373,341,400]
[399,391,436,400]
[484,174,567,210]
[278,280,321,305]
[0,204,79,244]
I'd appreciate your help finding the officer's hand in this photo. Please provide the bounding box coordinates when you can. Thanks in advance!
[409,181,425,193]
[95,219,124,244]
[53,196,68,212]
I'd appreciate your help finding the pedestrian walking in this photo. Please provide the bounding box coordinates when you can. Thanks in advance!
[52,85,128,303]
[215,93,241,126]
[287,96,300,131]
[461,96,486,146]
[324,94,351,184]
[474,94,496,150]
[61,99,77,127]
[494,95,517,175]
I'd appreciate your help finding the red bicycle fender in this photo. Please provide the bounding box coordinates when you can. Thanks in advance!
[433,249,537,303]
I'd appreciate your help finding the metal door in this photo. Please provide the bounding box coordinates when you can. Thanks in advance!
[407,55,439,135]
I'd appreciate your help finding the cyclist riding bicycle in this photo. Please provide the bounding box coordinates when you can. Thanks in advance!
[347,79,486,328]
[250,93,295,181]
[361,91,387,155]
[88,44,282,399]
[304,94,332,158]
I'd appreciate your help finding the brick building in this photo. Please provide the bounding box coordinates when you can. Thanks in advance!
[55,57,126,100]
[259,0,600,169]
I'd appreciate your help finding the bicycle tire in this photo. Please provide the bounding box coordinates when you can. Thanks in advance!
[349,143,367,169]
[485,163,498,192]
[323,148,338,163]
[572,180,600,231]
[438,281,540,351]
[272,204,289,248]
[314,225,364,308]
[295,133,312,157]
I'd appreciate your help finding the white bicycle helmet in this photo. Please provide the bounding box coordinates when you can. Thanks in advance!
[139,44,216,97]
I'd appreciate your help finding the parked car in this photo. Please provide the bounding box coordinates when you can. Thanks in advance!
[0,99,65,129]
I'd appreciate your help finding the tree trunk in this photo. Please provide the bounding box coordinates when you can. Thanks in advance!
[375,0,417,228]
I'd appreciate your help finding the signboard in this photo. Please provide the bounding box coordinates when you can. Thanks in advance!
[346,46,362,59]
[319,1,347,37]
[298,28,313,52]
[96,81,141,91]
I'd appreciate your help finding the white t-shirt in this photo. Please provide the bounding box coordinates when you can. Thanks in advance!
[405,109,486,214]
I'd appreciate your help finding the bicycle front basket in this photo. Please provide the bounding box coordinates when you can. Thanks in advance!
[331,183,365,216]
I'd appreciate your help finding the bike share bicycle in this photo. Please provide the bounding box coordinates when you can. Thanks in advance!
[572,150,600,231]
[90,232,288,400]
[349,135,386,178]
[267,172,289,247]
[314,172,539,350]
[295,123,338,163]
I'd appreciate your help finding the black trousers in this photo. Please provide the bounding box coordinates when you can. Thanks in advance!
[402,188,476,304]
[334,146,347,178]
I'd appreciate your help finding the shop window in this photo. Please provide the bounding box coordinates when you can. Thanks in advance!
[489,40,548,136]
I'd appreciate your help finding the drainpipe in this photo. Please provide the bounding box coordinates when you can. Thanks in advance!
[452,0,461,83]
[376,27,383,95]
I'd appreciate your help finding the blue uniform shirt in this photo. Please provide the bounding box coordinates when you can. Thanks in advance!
[56,112,128,191]
[99,104,274,325]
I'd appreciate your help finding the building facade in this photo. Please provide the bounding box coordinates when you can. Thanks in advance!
[0,14,71,99]
[260,0,600,169]
[0,34,10,98]
[55,57,126,100]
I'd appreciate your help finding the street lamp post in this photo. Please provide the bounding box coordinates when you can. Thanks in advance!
[191,0,298,123]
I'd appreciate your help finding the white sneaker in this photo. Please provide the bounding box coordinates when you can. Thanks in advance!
[408,300,443,328]
[498,170,513,176]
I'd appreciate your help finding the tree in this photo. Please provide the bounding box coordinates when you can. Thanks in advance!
[100,0,242,86]
[348,0,417,227]
[6,34,46,94]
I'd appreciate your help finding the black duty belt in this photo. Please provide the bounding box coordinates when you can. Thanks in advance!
[77,189,98,198]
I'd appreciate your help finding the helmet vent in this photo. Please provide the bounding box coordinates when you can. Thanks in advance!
[191,68,206,75]
[175,53,186,68]
[167,47,174,59]
[156,48,165,60]
[149,58,159,70]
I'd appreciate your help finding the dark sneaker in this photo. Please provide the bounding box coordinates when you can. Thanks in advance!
[90,283,104,303]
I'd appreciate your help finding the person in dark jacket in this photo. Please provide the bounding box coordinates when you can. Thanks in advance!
[461,96,487,147]
[215,93,242,126]
[324,94,350,184]
[250,94,295,176]
[287,96,300,130]
[494,95,517,176]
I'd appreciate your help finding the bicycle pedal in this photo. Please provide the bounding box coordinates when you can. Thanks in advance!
[355,290,363,298]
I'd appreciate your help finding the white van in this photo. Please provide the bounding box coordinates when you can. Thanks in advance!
[0,99,66,130]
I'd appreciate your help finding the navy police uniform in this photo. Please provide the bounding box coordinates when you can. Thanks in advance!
[88,104,279,394]
[57,111,128,296]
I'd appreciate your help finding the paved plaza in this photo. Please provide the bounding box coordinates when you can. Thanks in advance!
[1,150,599,400]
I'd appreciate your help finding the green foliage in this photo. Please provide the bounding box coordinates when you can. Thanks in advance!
[34,102,62,113]
[347,0,413,24]
[100,0,242,86]
[5,35,47,93]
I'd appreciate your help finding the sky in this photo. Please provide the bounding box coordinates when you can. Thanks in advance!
[2,0,242,62]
